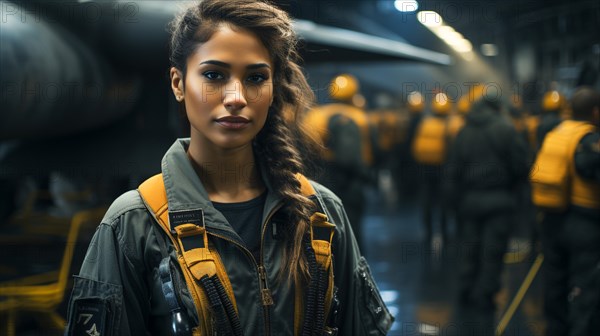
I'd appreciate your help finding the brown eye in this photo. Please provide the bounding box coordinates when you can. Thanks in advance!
[247,73,267,84]
[203,71,225,80]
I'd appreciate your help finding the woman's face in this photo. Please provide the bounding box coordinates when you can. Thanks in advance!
[172,25,274,151]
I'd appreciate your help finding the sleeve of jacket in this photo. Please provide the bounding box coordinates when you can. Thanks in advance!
[314,183,394,335]
[64,191,152,336]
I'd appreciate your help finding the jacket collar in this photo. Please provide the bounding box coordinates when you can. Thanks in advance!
[161,138,283,233]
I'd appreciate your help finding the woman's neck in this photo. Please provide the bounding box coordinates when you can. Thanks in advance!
[187,139,265,203]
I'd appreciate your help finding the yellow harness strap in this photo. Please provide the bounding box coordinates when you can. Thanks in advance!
[140,173,335,336]
[138,174,237,336]
[294,174,336,336]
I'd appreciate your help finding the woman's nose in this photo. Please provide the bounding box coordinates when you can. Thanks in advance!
[223,80,247,112]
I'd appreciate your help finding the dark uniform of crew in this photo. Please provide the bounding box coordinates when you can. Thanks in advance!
[446,96,530,311]
[396,91,425,200]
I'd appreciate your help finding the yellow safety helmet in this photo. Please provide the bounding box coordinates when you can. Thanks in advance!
[457,84,485,115]
[432,92,452,115]
[407,91,424,113]
[457,95,471,115]
[329,74,359,101]
[541,90,564,112]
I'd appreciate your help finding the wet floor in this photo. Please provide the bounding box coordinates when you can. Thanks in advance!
[362,181,545,336]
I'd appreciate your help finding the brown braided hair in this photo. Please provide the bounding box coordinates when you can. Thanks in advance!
[168,0,320,284]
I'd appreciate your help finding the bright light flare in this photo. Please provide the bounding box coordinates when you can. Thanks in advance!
[394,1,419,13]
[417,11,442,27]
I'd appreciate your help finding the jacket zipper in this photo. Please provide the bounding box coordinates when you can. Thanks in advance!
[208,202,282,336]
[258,203,283,336]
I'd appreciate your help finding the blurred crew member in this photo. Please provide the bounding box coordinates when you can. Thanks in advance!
[531,86,600,336]
[303,74,373,250]
[396,91,425,199]
[411,92,452,247]
[446,95,530,312]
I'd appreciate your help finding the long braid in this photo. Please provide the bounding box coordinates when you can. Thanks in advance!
[255,104,315,284]
[254,33,319,284]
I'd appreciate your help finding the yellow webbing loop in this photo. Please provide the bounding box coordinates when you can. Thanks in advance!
[138,174,237,335]
[310,212,336,322]
[309,213,335,270]
[175,224,217,279]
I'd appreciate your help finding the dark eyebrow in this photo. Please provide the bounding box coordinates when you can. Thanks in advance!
[246,63,271,70]
[199,60,271,70]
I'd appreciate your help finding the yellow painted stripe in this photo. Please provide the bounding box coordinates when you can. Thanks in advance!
[496,254,544,336]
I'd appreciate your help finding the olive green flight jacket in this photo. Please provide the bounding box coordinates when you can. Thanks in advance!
[65,138,393,335]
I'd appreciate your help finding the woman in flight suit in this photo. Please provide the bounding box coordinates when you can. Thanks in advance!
[64,0,393,335]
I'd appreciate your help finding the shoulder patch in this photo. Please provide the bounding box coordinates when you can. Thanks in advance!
[68,298,110,336]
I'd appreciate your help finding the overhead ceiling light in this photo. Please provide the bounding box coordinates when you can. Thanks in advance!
[481,43,499,56]
[442,32,464,45]
[454,39,472,53]
[416,11,473,58]
[394,0,419,12]
[461,52,474,61]
[433,25,455,36]
[417,11,442,27]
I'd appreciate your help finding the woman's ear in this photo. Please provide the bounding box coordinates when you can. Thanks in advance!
[170,67,185,102]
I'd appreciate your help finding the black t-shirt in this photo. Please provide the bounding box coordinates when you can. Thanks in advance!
[212,192,267,261]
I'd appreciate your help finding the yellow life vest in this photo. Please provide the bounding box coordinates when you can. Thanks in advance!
[411,116,449,165]
[138,173,336,335]
[447,114,465,140]
[531,120,600,211]
[304,104,374,166]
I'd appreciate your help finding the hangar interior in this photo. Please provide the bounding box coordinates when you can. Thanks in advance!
[1,0,599,335]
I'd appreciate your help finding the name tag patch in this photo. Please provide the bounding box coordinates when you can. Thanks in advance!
[169,209,204,227]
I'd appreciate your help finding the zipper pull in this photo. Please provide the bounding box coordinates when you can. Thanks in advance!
[261,289,274,306]
[258,266,274,306]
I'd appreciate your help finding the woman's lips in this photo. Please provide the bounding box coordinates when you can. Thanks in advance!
[215,116,250,129]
